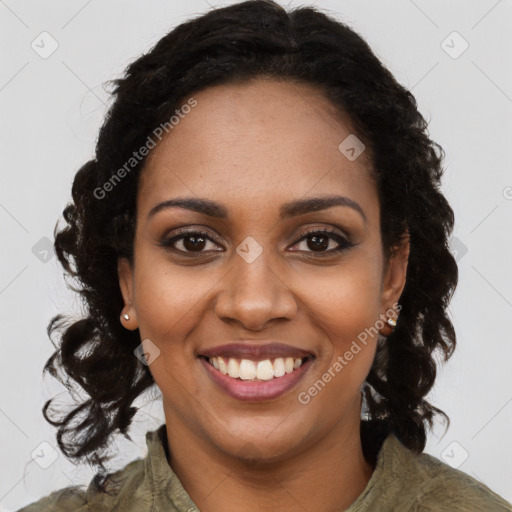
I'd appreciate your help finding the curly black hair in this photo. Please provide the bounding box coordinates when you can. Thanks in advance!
[43,0,458,480]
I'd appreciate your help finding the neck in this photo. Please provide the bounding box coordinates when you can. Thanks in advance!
[163,402,375,512]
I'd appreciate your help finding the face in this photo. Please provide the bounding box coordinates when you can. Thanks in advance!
[118,78,409,463]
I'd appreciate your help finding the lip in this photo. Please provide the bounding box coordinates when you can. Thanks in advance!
[198,342,314,360]
[199,356,314,402]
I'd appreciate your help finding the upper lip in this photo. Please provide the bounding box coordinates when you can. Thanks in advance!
[198,342,314,360]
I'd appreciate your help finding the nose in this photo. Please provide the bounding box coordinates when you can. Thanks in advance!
[214,248,297,331]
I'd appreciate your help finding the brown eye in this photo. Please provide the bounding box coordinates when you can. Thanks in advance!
[290,228,354,254]
[159,229,223,254]
[159,227,354,256]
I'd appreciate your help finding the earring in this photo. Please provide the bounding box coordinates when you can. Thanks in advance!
[123,300,133,321]
[378,313,398,337]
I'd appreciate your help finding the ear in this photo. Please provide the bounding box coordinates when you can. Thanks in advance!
[380,230,410,311]
[118,257,138,330]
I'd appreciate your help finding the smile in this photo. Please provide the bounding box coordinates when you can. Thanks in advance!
[199,355,315,401]
[206,356,310,381]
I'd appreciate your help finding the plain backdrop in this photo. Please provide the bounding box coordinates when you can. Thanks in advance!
[1,0,511,509]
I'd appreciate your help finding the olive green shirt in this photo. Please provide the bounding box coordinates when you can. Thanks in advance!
[18,425,512,511]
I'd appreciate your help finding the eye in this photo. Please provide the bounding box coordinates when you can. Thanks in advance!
[158,226,355,256]
[158,228,223,254]
[289,227,354,255]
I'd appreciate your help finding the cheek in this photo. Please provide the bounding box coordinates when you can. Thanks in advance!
[292,255,383,392]
[298,257,382,339]
[132,250,224,350]
[132,254,213,402]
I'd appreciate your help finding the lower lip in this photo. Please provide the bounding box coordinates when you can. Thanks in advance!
[199,357,314,402]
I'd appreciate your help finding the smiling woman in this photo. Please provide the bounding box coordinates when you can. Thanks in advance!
[18,1,512,511]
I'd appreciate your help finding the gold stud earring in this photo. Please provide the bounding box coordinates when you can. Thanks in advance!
[387,317,397,328]
[379,313,399,337]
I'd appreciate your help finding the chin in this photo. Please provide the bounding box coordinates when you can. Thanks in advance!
[213,419,314,464]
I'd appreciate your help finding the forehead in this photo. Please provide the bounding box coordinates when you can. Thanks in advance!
[138,78,377,223]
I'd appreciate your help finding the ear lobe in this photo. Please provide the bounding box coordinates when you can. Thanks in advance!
[118,257,139,330]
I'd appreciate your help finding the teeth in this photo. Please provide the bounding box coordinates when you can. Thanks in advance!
[273,358,285,377]
[256,360,274,380]
[207,356,307,380]
[227,358,239,378]
[239,359,256,380]
[218,357,228,375]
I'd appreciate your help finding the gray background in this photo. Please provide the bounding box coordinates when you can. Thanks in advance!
[1,0,511,509]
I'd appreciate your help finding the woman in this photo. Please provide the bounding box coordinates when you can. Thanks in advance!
[18,0,511,510]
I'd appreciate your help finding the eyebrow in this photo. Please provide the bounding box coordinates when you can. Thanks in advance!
[147,195,367,224]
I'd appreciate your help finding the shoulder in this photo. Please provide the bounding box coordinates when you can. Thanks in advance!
[384,435,512,511]
[16,426,173,512]
[412,453,511,511]
[15,486,88,512]
[16,458,146,512]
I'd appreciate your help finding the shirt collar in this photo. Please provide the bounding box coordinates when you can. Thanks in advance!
[144,424,404,511]
[144,424,200,511]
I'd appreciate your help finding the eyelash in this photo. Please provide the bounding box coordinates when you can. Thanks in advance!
[159,227,354,256]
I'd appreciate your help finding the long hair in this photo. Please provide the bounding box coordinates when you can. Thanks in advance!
[43,0,458,482]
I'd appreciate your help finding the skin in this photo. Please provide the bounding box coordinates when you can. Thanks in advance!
[118,77,409,512]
